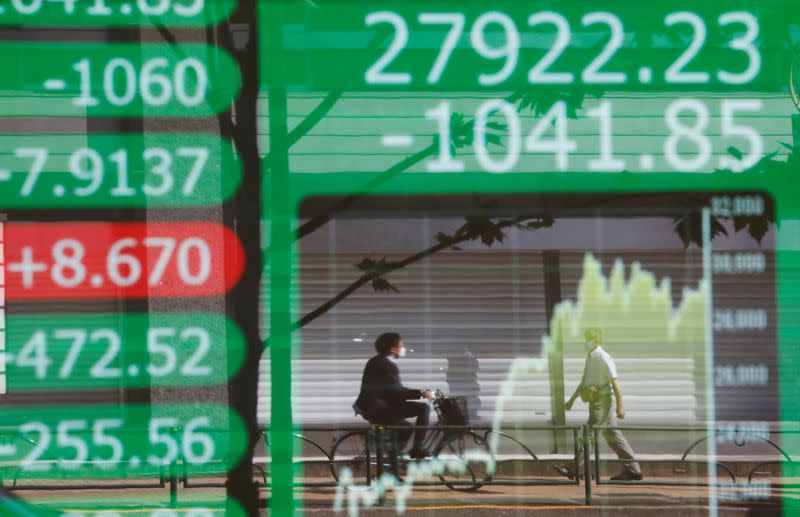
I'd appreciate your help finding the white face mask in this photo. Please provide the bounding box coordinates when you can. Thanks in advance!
[398,346,407,358]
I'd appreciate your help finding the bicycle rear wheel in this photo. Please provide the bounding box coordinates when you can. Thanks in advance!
[330,430,376,483]
[434,430,492,491]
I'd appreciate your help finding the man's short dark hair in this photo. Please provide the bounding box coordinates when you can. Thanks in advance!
[375,332,401,355]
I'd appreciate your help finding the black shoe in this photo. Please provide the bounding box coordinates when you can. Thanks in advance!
[408,447,430,460]
[552,465,576,480]
[610,471,643,481]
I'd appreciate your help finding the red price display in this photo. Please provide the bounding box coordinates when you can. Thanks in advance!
[5,222,244,300]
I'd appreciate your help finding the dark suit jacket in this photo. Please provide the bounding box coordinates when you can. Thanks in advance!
[355,354,422,419]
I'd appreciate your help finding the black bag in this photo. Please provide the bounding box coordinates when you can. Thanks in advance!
[436,396,469,426]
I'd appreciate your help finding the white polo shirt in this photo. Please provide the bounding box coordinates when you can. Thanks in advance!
[583,346,618,387]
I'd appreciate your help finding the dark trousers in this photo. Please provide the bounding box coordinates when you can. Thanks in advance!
[371,400,430,449]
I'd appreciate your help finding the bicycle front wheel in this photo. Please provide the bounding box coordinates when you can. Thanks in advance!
[434,430,492,492]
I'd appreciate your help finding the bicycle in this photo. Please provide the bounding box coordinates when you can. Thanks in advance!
[330,391,492,491]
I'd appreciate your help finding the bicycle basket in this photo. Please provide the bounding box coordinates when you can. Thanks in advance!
[435,396,469,426]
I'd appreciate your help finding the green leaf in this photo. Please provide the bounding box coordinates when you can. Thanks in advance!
[673,213,728,249]
[727,146,743,160]
[355,258,377,271]
[371,278,399,293]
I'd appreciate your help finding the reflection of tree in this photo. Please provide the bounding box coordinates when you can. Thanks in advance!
[296,205,554,329]
[673,146,788,249]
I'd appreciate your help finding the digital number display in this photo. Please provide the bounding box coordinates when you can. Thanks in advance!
[263,3,782,91]
[0,0,795,514]
[5,222,244,300]
[0,0,254,511]
[5,313,245,390]
[0,500,246,517]
[0,44,239,116]
[0,0,236,26]
[0,404,245,478]
[0,134,240,207]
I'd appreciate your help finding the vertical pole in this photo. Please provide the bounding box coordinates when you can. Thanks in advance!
[543,250,565,452]
[375,426,385,505]
[170,426,179,508]
[792,114,800,151]
[572,427,580,484]
[583,425,592,505]
[594,426,601,483]
[261,1,294,515]
[365,430,373,484]
[223,0,263,513]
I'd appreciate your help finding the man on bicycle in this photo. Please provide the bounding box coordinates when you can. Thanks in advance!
[355,332,435,459]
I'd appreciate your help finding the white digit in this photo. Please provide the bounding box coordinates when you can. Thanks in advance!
[181,417,214,464]
[69,148,104,197]
[109,149,135,196]
[718,12,760,85]
[524,100,577,171]
[470,12,519,86]
[86,0,112,15]
[57,420,88,469]
[17,330,51,379]
[527,12,573,84]
[474,99,520,173]
[365,12,411,84]
[20,422,51,471]
[180,327,212,377]
[137,0,168,15]
[144,237,176,286]
[147,327,177,377]
[720,99,763,171]
[51,239,87,288]
[174,58,208,107]
[425,101,465,172]
[418,13,465,84]
[104,58,137,106]
[107,238,142,287]
[587,101,625,171]
[142,148,174,196]
[581,12,626,84]
[177,147,209,195]
[92,419,123,469]
[54,328,87,379]
[173,0,204,17]
[11,0,43,14]
[89,329,122,379]
[72,58,100,108]
[15,147,48,197]
[147,418,179,466]
[178,238,211,285]
[664,12,710,83]
[140,58,173,107]
[664,99,711,171]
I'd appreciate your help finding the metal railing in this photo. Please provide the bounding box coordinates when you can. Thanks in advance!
[592,425,795,491]
[258,423,592,504]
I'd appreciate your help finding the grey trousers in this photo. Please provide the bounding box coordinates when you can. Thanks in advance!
[576,396,641,475]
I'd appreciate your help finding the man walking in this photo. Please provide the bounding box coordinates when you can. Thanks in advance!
[554,328,643,481]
